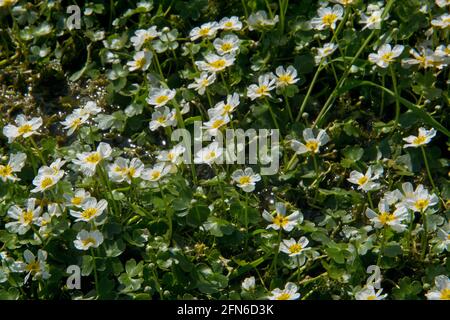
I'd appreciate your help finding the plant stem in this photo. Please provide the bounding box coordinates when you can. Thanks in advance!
[389,65,401,127]
[420,146,436,192]
[90,248,100,298]
[296,63,324,122]
[367,191,374,210]
[283,92,294,122]
[159,181,173,242]
[29,136,46,165]
[421,209,428,260]
[377,228,387,266]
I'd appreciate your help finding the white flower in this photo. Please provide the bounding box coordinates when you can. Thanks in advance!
[315,42,338,64]
[436,227,450,252]
[359,9,386,30]
[72,142,112,176]
[219,16,243,31]
[268,282,300,300]
[146,87,176,108]
[11,249,50,283]
[156,144,186,166]
[195,53,236,73]
[405,184,439,212]
[74,230,104,250]
[241,276,256,291]
[213,34,240,55]
[435,44,450,58]
[61,112,89,135]
[247,73,276,100]
[262,202,301,232]
[247,11,279,31]
[149,107,177,131]
[331,0,355,5]
[187,72,216,95]
[31,166,64,193]
[208,93,240,118]
[291,128,329,154]
[6,198,41,235]
[0,152,26,182]
[311,5,344,30]
[203,115,230,136]
[365,199,409,232]
[231,167,261,192]
[189,22,219,41]
[274,66,299,87]
[141,162,171,182]
[435,0,450,7]
[426,275,450,300]
[431,14,450,29]
[108,157,144,184]
[368,44,404,68]
[347,166,383,192]
[64,188,91,207]
[69,197,108,222]
[130,26,160,50]
[2,114,43,143]
[127,50,153,72]
[355,285,387,300]
[194,142,223,165]
[402,127,436,148]
[75,101,102,117]
[402,48,444,69]
[279,237,309,265]
[39,158,66,176]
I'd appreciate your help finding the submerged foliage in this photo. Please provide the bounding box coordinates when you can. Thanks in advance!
[0,0,449,300]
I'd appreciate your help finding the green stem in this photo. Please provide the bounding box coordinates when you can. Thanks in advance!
[296,63,324,122]
[283,92,294,122]
[159,181,173,242]
[389,65,401,127]
[421,209,428,260]
[90,248,100,298]
[420,146,436,192]
[29,136,46,165]
[367,191,374,210]
[377,227,387,266]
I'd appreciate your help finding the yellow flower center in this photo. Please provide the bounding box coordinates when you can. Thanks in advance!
[71,118,82,128]
[224,21,233,28]
[208,59,226,70]
[25,261,40,273]
[238,176,251,185]
[415,199,429,211]
[0,165,13,177]
[81,237,96,247]
[151,171,161,180]
[440,288,450,300]
[157,116,166,123]
[381,52,394,63]
[135,57,146,69]
[155,95,169,105]
[444,17,450,24]
[222,104,232,114]
[206,151,217,160]
[273,214,289,227]
[127,167,136,177]
[276,293,292,300]
[366,295,377,300]
[40,177,54,189]
[81,207,98,220]
[18,124,33,135]
[378,212,395,225]
[289,243,303,254]
[357,176,368,186]
[168,152,175,161]
[278,74,292,84]
[413,135,426,145]
[221,43,233,52]
[201,79,209,86]
[199,27,210,36]
[211,119,225,129]
[322,13,337,26]
[85,152,101,164]
[22,210,34,225]
[255,85,268,95]
[305,140,319,153]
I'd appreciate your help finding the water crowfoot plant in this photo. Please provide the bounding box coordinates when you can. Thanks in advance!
[0,0,448,301]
